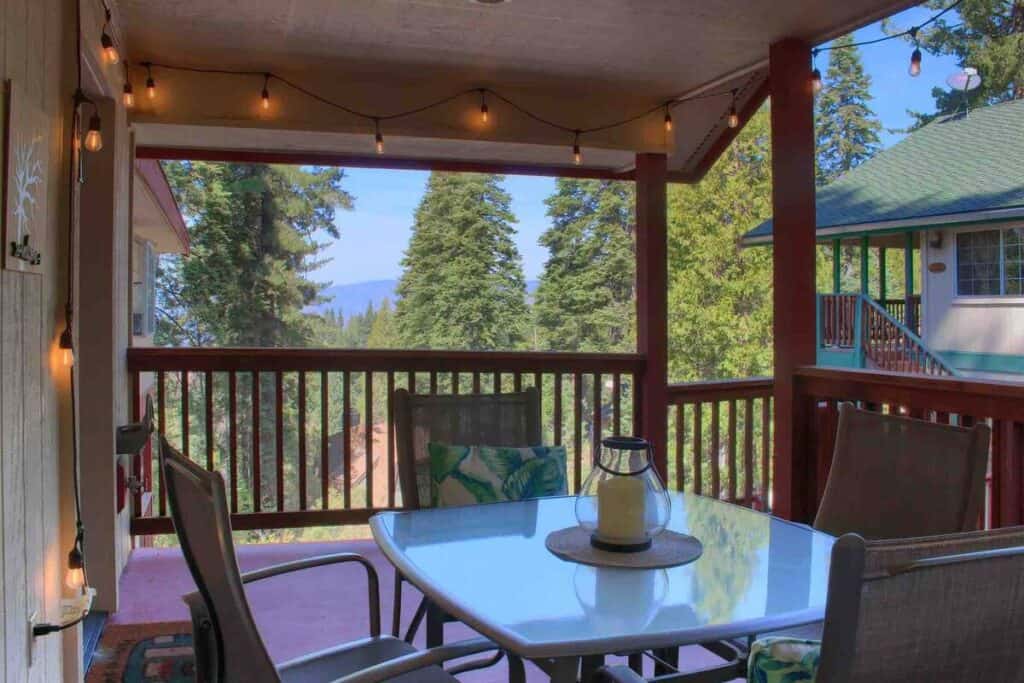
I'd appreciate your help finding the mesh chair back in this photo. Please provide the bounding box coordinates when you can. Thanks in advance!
[159,437,279,682]
[394,388,542,508]
[818,527,1024,683]
[814,403,989,539]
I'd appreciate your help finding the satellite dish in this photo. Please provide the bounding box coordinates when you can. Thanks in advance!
[947,67,982,92]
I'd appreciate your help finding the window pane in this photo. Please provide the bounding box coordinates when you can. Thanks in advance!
[957,230,1002,295]
[1006,227,1024,295]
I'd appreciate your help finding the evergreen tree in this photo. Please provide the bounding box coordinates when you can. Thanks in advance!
[533,180,636,352]
[815,34,882,185]
[887,0,1024,125]
[395,173,528,350]
[367,298,399,348]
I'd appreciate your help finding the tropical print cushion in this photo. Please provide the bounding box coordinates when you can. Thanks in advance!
[748,637,820,683]
[429,444,568,507]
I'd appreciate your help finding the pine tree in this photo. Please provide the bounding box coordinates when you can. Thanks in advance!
[887,0,1024,125]
[533,179,636,352]
[815,34,883,185]
[395,172,528,350]
[367,298,398,348]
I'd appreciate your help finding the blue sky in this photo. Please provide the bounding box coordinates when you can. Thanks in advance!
[314,5,961,287]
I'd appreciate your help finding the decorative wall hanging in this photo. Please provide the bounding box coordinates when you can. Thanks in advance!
[3,80,49,274]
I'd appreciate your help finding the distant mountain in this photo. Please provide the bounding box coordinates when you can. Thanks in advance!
[309,278,540,318]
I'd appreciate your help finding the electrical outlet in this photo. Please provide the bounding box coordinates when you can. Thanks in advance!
[27,611,37,668]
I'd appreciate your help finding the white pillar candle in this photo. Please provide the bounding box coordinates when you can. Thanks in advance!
[597,476,646,542]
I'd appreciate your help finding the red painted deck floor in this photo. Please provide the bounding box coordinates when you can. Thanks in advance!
[111,538,733,681]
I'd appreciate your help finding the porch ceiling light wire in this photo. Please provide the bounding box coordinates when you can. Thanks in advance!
[813,0,963,53]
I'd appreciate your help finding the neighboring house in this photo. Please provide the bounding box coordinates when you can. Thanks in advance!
[132,158,189,346]
[743,99,1024,381]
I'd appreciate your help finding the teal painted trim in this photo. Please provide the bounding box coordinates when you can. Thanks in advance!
[936,350,1024,375]
[816,294,823,349]
[878,247,887,302]
[818,349,863,368]
[904,232,914,297]
[832,240,841,293]
[860,236,870,295]
[748,215,1024,248]
[853,297,865,366]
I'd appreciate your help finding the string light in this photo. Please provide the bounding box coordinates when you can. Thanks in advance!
[100,9,118,65]
[664,106,673,133]
[908,29,923,77]
[145,63,156,99]
[65,544,85,591]
[479,89,489,124]
[261,73,271,110]
[727,90,739,129]
[811,49,822,93]
[122,81,134,109]
[572,131,581,165]
[59,318,74,368]
[374,119,384,154]
[84,112,103,152]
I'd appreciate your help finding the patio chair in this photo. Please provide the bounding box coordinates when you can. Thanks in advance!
[392,387,542,644]
[814,402,990,539]
[593,526,1024,683]
[159,436,499,683]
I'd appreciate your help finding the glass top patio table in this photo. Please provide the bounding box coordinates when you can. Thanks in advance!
[370,493,835,661]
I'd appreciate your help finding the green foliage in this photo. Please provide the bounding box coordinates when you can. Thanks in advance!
[815,35,882,185]
[533,179,636,352]
[366,299,398,349]
[667,108,775,382]
[395,172,528,350]
[886,0,1024,126]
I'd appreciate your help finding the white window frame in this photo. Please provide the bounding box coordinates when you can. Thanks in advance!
[954,226,1024,298]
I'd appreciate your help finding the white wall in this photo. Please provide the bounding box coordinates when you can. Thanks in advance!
[921,223,1024,358]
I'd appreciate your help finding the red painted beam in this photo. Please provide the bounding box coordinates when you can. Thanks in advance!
[635,153,669,481]
[768,39,817,523]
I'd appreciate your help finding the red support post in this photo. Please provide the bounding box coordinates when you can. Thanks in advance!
[635,153,669,481]
[769,38,818,522]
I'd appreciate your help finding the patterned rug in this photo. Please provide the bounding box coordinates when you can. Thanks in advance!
[86,622,195,683]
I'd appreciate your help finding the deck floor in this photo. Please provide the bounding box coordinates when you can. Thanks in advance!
[111,538,732,681]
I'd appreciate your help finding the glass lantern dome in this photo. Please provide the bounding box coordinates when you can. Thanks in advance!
[575,436,671,552]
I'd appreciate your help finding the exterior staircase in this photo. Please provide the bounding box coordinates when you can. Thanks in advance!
[818,293,957,376]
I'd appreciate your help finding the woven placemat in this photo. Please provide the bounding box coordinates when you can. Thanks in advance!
[545,526,703,569]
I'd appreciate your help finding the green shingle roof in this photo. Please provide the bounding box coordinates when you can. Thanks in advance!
[744,98,1024,244]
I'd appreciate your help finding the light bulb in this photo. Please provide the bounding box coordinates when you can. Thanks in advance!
[261,88,270,110]
[62,347,74,368]
[146,77,156,100]
[122,82,134,109]
[375,132,384,155]
[84,114,103,152]
[664,111,673,133]
[811,68,822,93]
[727,106,739,129]
[909,48,922,77]
[573,144,581,166]
[480,102,489,124]
[65,566,85,591]
[101,33,119,65]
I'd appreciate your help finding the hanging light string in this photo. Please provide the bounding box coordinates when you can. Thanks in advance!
[811,0,963,81]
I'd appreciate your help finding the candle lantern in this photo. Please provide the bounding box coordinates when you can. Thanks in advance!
[575,436,671,552]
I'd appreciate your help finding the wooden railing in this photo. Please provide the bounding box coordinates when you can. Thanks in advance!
[861,296,955,376]
[667,377,774,511]
[128,347,646,535]
[819,294,858,349]
[795,367,1024,529]
[879,295,921,334]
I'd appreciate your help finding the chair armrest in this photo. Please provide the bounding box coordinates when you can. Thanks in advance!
[592,666,648,683]
[240,552,381,637]
[330,637,498,683]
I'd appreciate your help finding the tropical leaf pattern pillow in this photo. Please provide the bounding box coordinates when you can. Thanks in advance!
[747,637,820,683]
[428,444,568,507]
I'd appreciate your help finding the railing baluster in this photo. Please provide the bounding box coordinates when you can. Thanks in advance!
[387,371,396,508]
[229,371,238,513]
[252,371,261,513]
[452,371,460,394]
[744,398,754,506]
[612,373,622,435]
[407,370,415,394]
[728,399,737,502]
[275,371,284,511]
[592,373,603,463]
[131,372,142,515]
[321,371,329,510]
[693,402,703,496]
[710,400,720,499]
[493,371,501,394]
[514,372,522,393]
[365,371,374,508]
[205,370,214,471]
[343,370,352,508]
[473,371,481,394]
[429,371,438,395]
[182,371,190,460]
[761,397,770,506]
[675,403,685,491]
[553,373,563,447]
[574,372,583,492]
[298,371,307,511]
[158,370,166,516]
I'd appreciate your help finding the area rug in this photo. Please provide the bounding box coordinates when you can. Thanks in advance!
[86,621,194,683]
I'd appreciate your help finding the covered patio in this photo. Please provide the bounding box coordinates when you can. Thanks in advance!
[4,0,1024,682]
